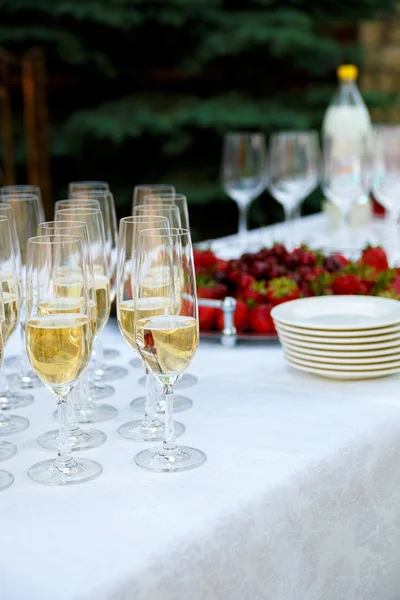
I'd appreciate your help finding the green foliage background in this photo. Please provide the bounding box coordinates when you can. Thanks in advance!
[0,0,397,240]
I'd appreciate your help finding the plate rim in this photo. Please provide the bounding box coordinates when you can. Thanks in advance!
[285,357,400,380]
[271,295,400,330]
[284,347,400,365]
[284,353,400,371]
[276,327,400,345]
[275,320,400,338]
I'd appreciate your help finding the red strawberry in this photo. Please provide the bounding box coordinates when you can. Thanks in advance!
[242,280,268,304]
[237,273,255,291]
[360,247,389,273]
[198,306,217,330]
[331,253,349,267]
[266,277,300,306]
[331,274,363,295]
[249,304,275,334]
[194,249,219,271]
[216,299,249,332]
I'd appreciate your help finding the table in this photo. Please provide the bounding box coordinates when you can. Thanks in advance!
[3,216,400,599]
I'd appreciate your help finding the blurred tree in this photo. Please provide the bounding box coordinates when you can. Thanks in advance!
[0,0,397,240]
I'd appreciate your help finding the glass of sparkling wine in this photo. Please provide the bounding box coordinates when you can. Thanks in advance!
[35,220,106,451]
[0,215,29,446]
[25,234,102,485]
[134,227,206,472]
[0,287,17,491]
[55,206,117,411]
[116,216,185,442]
[69,189,126,380]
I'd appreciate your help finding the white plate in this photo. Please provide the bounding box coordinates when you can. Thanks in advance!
[276,326,400,345]
[284,347,400,365]
[275,320,400,338]
[285,356,400,380]
[271,296,400,330]
[277,332,400,352]
[284,353,400,371]
[282,339,400,359]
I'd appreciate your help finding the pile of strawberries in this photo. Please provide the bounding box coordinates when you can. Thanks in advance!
[194,244,400,335]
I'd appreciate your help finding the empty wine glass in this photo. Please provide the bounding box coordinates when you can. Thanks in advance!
[221,132,267,246]
[269,131,320,245]
[25,234,102,485]
[322,133,371,246]
[373,126,400,250]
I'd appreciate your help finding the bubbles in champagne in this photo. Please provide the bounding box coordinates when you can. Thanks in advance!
[26,315,91,389]
[135,315,198,378]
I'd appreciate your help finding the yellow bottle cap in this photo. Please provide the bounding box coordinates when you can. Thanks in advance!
[337,64,358,80]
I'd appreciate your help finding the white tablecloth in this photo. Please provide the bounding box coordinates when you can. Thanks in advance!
[3,214,400,599]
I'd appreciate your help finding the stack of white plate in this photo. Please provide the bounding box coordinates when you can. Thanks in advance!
[271,296,400,380]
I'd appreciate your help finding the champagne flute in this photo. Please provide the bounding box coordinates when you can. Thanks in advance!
[55,206,117,416]
[35,220,106,450]
[116,216,185,441]
[132,184,175,215]
[25,234,102,485]
[133,201,195,409]
[134,228,206,472]
[221,132,267,246]
[0,253,28,470]
[269,131,320,245]
[0,193,43,389]
[70,190,125,375]
[0,205,33,409]
[0,185,45,222]
[68,181,109,195]
[137,193,198,391]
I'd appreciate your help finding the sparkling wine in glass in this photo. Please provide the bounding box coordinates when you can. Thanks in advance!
[116,215,185,442]
[55,207,117,419]
[35,220,106,451]
[25,234,102,485]
[134,227,206,472]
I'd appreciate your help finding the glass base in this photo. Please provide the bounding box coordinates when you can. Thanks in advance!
[129,357,142,369]
[89,382,115,400]
[130,395,193,414]
[118,419,185,442]
[0,441,17,461]
[0,469,14,491]
[8,371,42,390]
[138,373,197,390]
[28,457,102,486]
[4,355,19,371]
[0,390,34,410]
[60,402,118,424]
[37,428,106,451]
[0,414,29,436]
[93,365,128,382]
[134,445,206,472]
[103,347,120,360]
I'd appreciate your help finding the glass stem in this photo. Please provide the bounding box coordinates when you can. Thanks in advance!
[67,390,84,438]
[162,382,177,453]
[238,204,249,239]
[93,337,104,375]
[18,319,31,377]
[284,206,297,249]
[55,394,76,470]
[0,361,10,408]
[143,369,162,428]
